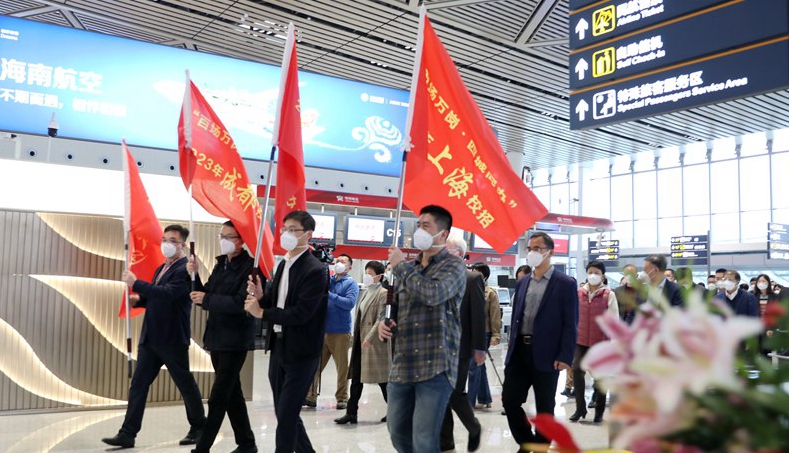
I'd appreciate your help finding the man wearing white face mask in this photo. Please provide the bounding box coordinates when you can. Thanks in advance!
[103,225,205,449]
[502,232,578,452]
[188,220,261,453]
[714,270,759,318]
[378,205,466,453]
[305,253,358,409]
[638,254,683,308]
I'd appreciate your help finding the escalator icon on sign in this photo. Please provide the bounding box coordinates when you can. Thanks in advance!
[592,90,616,120]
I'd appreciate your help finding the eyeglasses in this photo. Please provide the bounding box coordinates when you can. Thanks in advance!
[161,238,183,244]
[279,227,305,234]
[526,246,549,253]
[217,234,240,241]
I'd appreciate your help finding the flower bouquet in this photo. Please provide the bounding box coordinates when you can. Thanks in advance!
[575,287,789,453]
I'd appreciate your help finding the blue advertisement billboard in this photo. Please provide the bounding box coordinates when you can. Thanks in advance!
[0,16,409,176]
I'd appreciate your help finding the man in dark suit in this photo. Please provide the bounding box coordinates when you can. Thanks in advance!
[440,236,486,453]
[102,224,205,449]
[640,254,683,307]
[244,210,328,453]
[502,232,578,452]
[714,270,759,317]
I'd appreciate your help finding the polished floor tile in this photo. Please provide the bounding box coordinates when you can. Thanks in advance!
[0,345,610,452]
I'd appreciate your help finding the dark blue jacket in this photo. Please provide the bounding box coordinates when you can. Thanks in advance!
[505,268,578,372]
[714,289,759,318]
[133,256,193,346]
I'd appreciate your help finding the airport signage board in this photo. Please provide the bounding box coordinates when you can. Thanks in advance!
[768,222,789,261]
[670,234,709,266]
[569,0,729,50]
[569,0,789,90]
[570,38,789,130]
[588,239,620,267]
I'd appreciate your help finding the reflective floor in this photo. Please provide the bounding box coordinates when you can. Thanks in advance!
[0,345,609,452]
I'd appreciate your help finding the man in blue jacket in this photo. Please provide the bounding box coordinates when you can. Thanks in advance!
[715,269,759,317]
[502,232,578,452]
[305,253,358,409]
[102,224,205,449]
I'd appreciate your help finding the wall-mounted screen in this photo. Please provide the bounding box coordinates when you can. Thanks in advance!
[0,16,409,176]
[526,231,570,256]
[311,213,336,242]
[470,233,518,254]
[344,216,403,247]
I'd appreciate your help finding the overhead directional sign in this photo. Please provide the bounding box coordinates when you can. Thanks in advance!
[569,0,728,50]
[570,38,789,130]
[588,239,620,267]
[670,234,709,266]
[569,0,789,90]
[768,222,789,261]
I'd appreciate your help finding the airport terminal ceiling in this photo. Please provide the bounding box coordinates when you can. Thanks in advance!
[2,0,789,171]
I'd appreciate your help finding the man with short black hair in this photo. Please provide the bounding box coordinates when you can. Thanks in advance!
[244,210,329,453]
[502,232,578,451]
[378,204,466,453]
[102,225,205,449]
[306,252,358,409]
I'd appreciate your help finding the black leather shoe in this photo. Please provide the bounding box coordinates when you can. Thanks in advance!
[334,413,358,424]
[101,432,135,448]
[380,415,387,423]
[179,427,202,445]
[468,419,482,452]
[303,399,317,408]
[593,411,604,424]
[228,445,258,453]
[568,410,587,422]
[588,390,599,408]
[560,387,573,397]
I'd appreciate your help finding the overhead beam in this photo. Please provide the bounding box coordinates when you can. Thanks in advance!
[426,0,508,9]
[61,9,85,29]
[515,0,560,45]
[9,5,59,18]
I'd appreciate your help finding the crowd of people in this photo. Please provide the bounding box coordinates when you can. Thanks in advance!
[100,205,787,453]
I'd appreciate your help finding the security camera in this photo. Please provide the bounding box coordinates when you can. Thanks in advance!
[47,113,58,138]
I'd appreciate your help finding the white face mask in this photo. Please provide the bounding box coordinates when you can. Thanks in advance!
[716,280,726,290]
[219,238,237,256]
[723,280,737,292]
[160,242,177,259]
[334,262,347,275]
[758,282,770,291]
[280,231,299,252]
[413,228,443,251]
[587,273,602,286]
[637,270,652,285]
[708,283,717,290]
[362,273,375,286]
[526,250,547,268]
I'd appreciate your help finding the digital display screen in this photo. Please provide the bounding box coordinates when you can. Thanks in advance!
[344,216,403,247]
[311,213,336,242]
[470,234,518,254]
[0,16,409,176]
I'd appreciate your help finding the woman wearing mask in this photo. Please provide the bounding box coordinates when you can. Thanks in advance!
[334,261,391,424]
[569,260,618,424]
[754,274,778,355]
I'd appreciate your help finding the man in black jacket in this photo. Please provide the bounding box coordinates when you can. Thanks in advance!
[440,236,486,453]
[189,220,260,453]
[640,254,683,308]
[245,210,329,453]
[102,224,206,449]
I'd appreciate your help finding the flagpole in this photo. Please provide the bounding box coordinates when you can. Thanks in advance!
[253,22,296,272]
[183,70,197,291]
[123,231,133,379]
[393,7,427,245]
[121,140,133,379]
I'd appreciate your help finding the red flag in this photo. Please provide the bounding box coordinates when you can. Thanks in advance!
[402,14,548,253]
[177,77,276,279]
[121,140,164,318]
[272,23,307,255]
